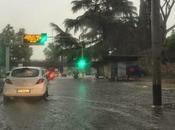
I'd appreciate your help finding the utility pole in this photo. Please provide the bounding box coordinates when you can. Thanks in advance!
[151,0,162,106]
[5,46,10,72]
[81,42,84,58]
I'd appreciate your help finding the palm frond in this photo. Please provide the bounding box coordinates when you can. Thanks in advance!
[50,23,64,34]
[64,9,101,34]
[64,18,80,33]
[71,0,92,13]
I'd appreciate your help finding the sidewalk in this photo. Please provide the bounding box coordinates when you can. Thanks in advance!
[138,76,175,89]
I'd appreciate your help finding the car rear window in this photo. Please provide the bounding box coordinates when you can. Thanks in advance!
[11,68,39,77]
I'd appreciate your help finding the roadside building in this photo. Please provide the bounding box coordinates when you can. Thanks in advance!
[93,55,143,81]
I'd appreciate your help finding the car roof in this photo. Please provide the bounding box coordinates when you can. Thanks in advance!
[12,66,42,70]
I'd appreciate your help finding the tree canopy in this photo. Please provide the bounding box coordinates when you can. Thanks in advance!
[64,0,138,56]
[45,0,139,66]
[0,24,33,67]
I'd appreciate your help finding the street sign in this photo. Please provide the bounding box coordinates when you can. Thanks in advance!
[23,33,48,45]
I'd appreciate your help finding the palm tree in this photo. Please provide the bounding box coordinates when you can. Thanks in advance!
[50,23,80,50]
[64,0,137,56]
[47,23,83,67]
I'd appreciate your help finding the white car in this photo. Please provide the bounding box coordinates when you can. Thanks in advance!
[3,67,48,102]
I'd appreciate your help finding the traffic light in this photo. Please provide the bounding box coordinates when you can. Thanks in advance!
[75,57,90,70]
[77,58,86,69]
[39,33,48,45]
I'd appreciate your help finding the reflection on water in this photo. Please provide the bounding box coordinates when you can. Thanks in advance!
[78,83,87,100]
[152,107,163,119]
[151,107,164,130]
[1,79,175,130]
[2,99,47,129]
[164,103,175,109]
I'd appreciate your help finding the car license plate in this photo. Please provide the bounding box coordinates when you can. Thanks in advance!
[17,89,30,93]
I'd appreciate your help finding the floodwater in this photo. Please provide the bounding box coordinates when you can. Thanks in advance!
[0,78,175,130]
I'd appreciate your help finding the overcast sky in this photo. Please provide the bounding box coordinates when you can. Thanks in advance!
[0,0,174,60]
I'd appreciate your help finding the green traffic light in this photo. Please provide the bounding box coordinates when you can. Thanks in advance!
[76,57,88,70]
[78,58,86,69]
[39,33,48,45]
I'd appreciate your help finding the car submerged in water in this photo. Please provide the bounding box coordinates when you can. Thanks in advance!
[3,67,48,103]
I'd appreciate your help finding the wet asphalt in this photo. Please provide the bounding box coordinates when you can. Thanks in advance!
[0,77,175,130]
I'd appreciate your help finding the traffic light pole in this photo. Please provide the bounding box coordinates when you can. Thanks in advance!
[5,46,10,72]
[151,0,162,106]
[81,43,84,78]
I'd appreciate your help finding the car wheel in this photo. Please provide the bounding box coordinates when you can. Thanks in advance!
[3,96,10,104]
[43,89,48,100]
[45,89,49,97]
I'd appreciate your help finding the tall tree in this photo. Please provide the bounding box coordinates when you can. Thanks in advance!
[44,23,81,67]
[46,22,101,67]
[50,23,80,50]
[0,24,15,69]
[160,0,175,44]
[139,0,175,46]
[64,0,138,56]
[164,30,175,61]
[138,0,151,50]
[0,39,5,67]
[0,24,15,45]
[44,42,62,62]
[11,28,33,65]
[0,25,33,67]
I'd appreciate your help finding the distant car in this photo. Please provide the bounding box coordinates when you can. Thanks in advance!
[61,73,67,77]
[3,67,48,103]
[95,73,105,79]
[46,68,56,81]
[127,65,144,78]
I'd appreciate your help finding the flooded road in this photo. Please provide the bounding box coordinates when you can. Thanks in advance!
[0,78,175,130]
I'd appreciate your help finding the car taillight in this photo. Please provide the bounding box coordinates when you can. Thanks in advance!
[36,79,45,84]
[5,79,13,84]
[48,72,55,80]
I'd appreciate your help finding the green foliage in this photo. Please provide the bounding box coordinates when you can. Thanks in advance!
[50,23,80,49]
[64,0,138,56]
[0,44,5,66]
[11,28,33,63]
[162,31,175,62]
[44,42,62,62]
[44,23,82,65]
[46,0,138,67]
[0,25,33,65]
[0,24,15,46]
[166,32,175,49]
